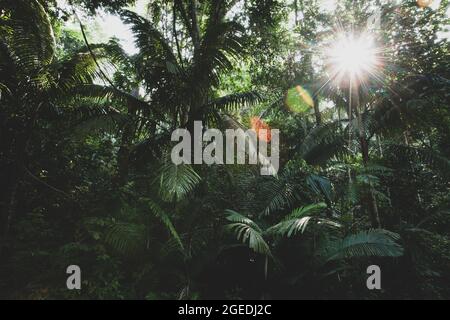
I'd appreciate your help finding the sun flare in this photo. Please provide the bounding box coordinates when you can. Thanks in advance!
[326,32,382,85]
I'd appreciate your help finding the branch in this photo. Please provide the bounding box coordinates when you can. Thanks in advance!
[172,4,185,69]
[25,167,73,199]
[174,0,195,44]
[73,8,119,91]
[188,0,201,49]
[209,0,227,26]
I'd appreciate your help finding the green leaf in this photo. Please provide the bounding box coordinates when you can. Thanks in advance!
[267,203,339,237]
[324,229,404,261]
[159,162,201,202]
[225,210,272,257]
[146,200,185,253]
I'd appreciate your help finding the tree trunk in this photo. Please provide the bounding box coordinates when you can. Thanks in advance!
[115,91,138,186]
[1,99,41,254]
[262,255,269,300]
[188,0,201,50]
[1,133,27,255]
[313,95,322,126]
[352,83,381,228]
[116,121,134,186]
[1,174,19,254]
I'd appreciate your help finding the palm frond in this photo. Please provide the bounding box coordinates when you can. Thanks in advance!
[68,107,126,138]
[203,91,264,113]
[101,39,134,68]
[225,210,263,232]
[2,0,55,78]
[0,82,11,99]
[261,178,300,216]
[53,46,109,91]
[323,229,404,261]
[258,164,313,216]
[307,174,333,205]
[225,210,272,256]
[267,203,339,237]
[158,162,202,202]
[146,199,185,252]
[105,222,147,255]
[385,143,450,175]
[286,203,328,219]
[121,10,180,75]
[298,121,347,165]
[368,75,450,136]
[192,21,246,86]
[0,38,16,91]
[70,84,164,120]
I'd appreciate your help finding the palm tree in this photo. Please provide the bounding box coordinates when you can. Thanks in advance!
[225,203,403,297]
[320,229,403,261]
[69,2,265,186]
[119,1,263,133]
[225,203,335,288]
[0,0,127,248]
[103,160,206,299]
[225,209,273,298]
[1,0,59,245]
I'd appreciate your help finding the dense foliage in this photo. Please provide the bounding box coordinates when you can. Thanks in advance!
[0,0,449,300]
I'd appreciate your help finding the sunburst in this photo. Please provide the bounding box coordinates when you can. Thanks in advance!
[323,30,386,90]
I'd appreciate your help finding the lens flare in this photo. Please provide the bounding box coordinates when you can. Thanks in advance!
[251,117,272,142]
[285,86,314,113]
[325,32,383,87]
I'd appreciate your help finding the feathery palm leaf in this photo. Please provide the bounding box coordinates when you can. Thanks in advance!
[121,9,181,81]
[267,203,339,237]
[225,210,272,257]
[384,143,450,175]
[323,229,404,261]
[307,174,333,205]
[298,121,347,165]
[261,179,299,216]
[105,222,147,255]
[146,199,185,253]
[158,162,202,202]
[2,0,55,80]
[53,46,108,92]
[204,91,264,113]
[192,21,246,87]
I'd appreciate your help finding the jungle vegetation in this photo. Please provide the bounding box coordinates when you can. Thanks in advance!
[0,0,449,300]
